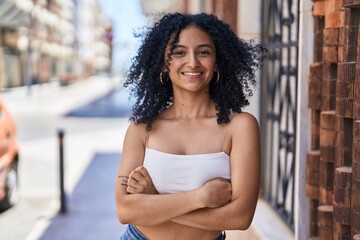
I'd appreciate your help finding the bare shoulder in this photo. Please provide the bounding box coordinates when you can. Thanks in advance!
[225,112,260,155]
[229,112,259,133]
[120,122,148,173]
[126,122,147,134]
[124,122,148,146]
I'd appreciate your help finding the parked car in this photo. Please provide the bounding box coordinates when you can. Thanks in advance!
[0,97,19,211]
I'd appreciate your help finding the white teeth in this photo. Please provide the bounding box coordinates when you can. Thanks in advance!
[183,72,201,76]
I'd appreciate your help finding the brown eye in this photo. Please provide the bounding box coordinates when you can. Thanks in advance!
[173,51,185,56]
[199,50,210,55]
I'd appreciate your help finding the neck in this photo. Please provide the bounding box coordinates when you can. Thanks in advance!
[171,91,215,120]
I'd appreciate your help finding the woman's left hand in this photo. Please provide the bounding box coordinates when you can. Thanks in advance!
[127,166,159,194]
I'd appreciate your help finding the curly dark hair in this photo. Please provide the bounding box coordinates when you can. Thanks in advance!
[124,12,265,130]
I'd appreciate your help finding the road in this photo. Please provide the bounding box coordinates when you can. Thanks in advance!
[0,82,131,240]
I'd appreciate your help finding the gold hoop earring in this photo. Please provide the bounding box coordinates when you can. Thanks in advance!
[160,72,165,85]
[215,71,220,83]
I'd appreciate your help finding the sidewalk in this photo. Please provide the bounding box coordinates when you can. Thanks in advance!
[39,153,127,240]
[2,76,118,116]
[0,76,131,240]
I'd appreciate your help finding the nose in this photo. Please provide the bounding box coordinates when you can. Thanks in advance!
[187,52,199,68]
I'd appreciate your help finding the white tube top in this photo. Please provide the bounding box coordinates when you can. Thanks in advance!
[143,148,231,194]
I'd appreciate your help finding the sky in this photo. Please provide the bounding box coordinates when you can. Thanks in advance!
[97,0,148,75]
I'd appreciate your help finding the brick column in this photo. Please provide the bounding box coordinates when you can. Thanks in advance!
[307,2,325,237]
[318,205,334,239]
[333,167,352,239]
[319,111,336,205]
[308,0,360,239]
[213,0,237,34]
[306,150,321,236]
[352,121,360,235]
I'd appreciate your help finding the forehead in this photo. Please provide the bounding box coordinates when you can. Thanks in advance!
[174,26,215,47]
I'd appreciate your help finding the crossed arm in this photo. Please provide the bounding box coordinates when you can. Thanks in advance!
[115,113,261,230]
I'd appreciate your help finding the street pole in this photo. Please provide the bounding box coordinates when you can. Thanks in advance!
[58,128,67,213]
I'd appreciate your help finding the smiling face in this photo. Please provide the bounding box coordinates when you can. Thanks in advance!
[165,26,217,94]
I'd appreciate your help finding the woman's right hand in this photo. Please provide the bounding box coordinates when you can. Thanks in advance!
[198,178,232,208]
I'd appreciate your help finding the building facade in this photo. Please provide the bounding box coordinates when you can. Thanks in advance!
[29,0,75,86]
[75,0,112,77]
[0,0,30,89]
[0,0,112,91]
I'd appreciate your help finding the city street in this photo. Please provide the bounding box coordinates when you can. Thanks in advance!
[0,78,131,239]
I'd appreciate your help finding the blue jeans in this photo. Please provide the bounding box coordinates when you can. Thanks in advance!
[120,224,226,240]
[120,224,148,240]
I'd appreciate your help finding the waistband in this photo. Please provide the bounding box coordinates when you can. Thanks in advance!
[120,224,226,240]
[120,224,148,240]
[217,231,226,240]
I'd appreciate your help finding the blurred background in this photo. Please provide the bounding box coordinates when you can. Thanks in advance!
[0,0,359,240]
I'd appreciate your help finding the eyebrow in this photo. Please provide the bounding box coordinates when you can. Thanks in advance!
[174,44,214,49]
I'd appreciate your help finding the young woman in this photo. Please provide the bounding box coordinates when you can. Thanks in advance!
[116,12,264,240]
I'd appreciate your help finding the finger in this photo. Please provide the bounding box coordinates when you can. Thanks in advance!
[126,184,138,194]
[135,166,153,183]
[128,170,138,182]
[135,167,159,194]
[129,170,142,183]
[127,176,142,193]
[214,177,231,182]
[127,177,140,189]
[206,177,224,183]
[129,170,148,186]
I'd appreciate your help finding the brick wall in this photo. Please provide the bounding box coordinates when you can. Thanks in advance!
[307,0,360,239]
[213,0,237,34]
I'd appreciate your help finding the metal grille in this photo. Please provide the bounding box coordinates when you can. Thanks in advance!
[260,0,300,230]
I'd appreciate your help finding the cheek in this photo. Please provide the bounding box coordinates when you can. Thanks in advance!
[168,62,182,74]
[168,70,178,82]
[202,58,216,69]
[209,60,217,68]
